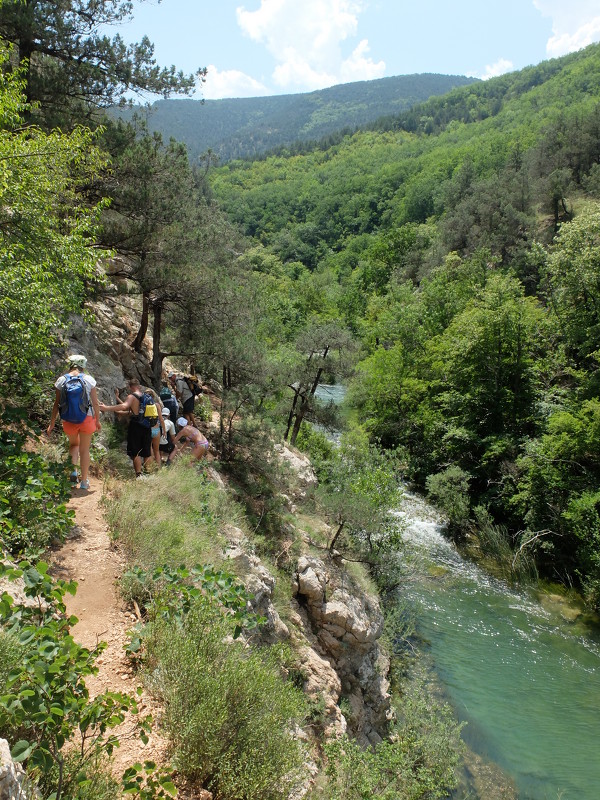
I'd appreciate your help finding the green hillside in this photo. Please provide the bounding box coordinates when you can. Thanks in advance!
[210,42,600,605]
[116,73,476,162]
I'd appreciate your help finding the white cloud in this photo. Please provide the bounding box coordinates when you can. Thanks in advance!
[201,65,270,99]
[477,58,514,81]
[340,39,385,82]
[533,0,600,57]
[236,0,385,91]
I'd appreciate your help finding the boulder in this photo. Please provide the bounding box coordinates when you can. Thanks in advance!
[0,739,27,800]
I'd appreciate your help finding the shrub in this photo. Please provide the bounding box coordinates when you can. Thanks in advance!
[0,561,151,800]
[146,595,307,800]
[425,466,471,533]
[0,411,74,555]
[317,677,463,800]
[295,424,335,478]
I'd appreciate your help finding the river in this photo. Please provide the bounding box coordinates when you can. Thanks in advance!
[314,385,600,799]
[398,491,600,800]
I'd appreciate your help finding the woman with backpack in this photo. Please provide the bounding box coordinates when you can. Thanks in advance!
[46,354,101,491]
[99,378,165,479]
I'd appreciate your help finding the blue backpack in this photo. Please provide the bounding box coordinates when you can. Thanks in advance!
[58,373,91,423]
[136,391,159,428]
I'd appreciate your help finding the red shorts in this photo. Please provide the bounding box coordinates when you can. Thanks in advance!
[62,415,97,436]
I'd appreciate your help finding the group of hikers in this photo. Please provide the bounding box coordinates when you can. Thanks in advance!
[47,355,209,488]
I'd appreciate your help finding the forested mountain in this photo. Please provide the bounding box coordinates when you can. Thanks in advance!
[210,41,600,607]
[116,73,476,162]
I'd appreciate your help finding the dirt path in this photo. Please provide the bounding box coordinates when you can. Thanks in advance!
[51,476,169,777]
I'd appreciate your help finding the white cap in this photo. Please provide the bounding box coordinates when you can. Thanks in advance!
[162,407,170,416]
[177,417,188,428]
[68,354,87,368]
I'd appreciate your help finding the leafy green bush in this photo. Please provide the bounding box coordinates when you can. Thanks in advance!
[317,678,463,800]
[295,424,335,479]
[0,561,151,800]
[146,595,307,800]
[194,394,213,423]
[564,490,600,607]
[425,466,471,534]
[122,563,265,656]
[0,412,74,555]
[316,435,402,562]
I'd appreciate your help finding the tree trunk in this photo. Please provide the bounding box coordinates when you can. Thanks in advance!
[289,395,310,446]
[151,302,163,390]
[133,291,150,352]
[328,521,345,552]
[284,385,302,441]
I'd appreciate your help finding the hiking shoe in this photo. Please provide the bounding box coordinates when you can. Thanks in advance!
[79,479,90,490]
[70,470,79,483]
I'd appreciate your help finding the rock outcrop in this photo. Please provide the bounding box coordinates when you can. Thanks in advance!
[0,739,27,800]
[294,556,391,746]
[222,529,390,745]
[63,296,154,403]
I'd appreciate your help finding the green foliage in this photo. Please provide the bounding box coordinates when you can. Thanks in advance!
[0,561,150,800]
[317,434,403,564]
[317,677,463,800]
[543,202,600,365]
[564,491,600,606]
[294,424,336,477]
[122,563,265,653]
[194,394,213,422]
[0,48,108,389]
[146,595,307,800]
[121,761,177,799]
[426,467,471,533]
[0,413,75,555]
[0,0,199,127]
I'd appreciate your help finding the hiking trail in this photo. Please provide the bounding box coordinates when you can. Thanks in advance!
[51,476,169,777]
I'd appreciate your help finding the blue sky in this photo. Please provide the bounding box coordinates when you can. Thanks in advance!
[114,0,600,99]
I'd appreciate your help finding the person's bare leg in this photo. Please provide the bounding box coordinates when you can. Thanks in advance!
[66,432,80,469]
[151,436,161,467]
[78,432,93,482]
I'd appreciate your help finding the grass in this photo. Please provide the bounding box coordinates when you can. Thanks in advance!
[104,461,244,572]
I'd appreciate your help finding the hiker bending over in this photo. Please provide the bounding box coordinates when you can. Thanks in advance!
[100,378,165,479]
[47,354,101,491]
[172,417,209,462]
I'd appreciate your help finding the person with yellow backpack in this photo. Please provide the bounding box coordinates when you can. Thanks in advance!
[99,378,165,479]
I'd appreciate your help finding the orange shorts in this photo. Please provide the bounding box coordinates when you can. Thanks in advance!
[62,415,97,436]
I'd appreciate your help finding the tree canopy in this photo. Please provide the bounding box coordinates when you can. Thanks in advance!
[0,0,203,126]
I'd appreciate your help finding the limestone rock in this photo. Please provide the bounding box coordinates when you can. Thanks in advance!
[274,444,317,487]
[0,739,27,800]
[295,556,391,743]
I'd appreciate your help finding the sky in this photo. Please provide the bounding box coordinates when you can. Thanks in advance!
[114,0,600,100]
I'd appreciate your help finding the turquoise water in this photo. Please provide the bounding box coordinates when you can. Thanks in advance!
[398,494,600,800]
[314,383,347,406]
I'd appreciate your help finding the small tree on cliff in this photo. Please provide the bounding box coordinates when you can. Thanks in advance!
[317,432,403,569]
